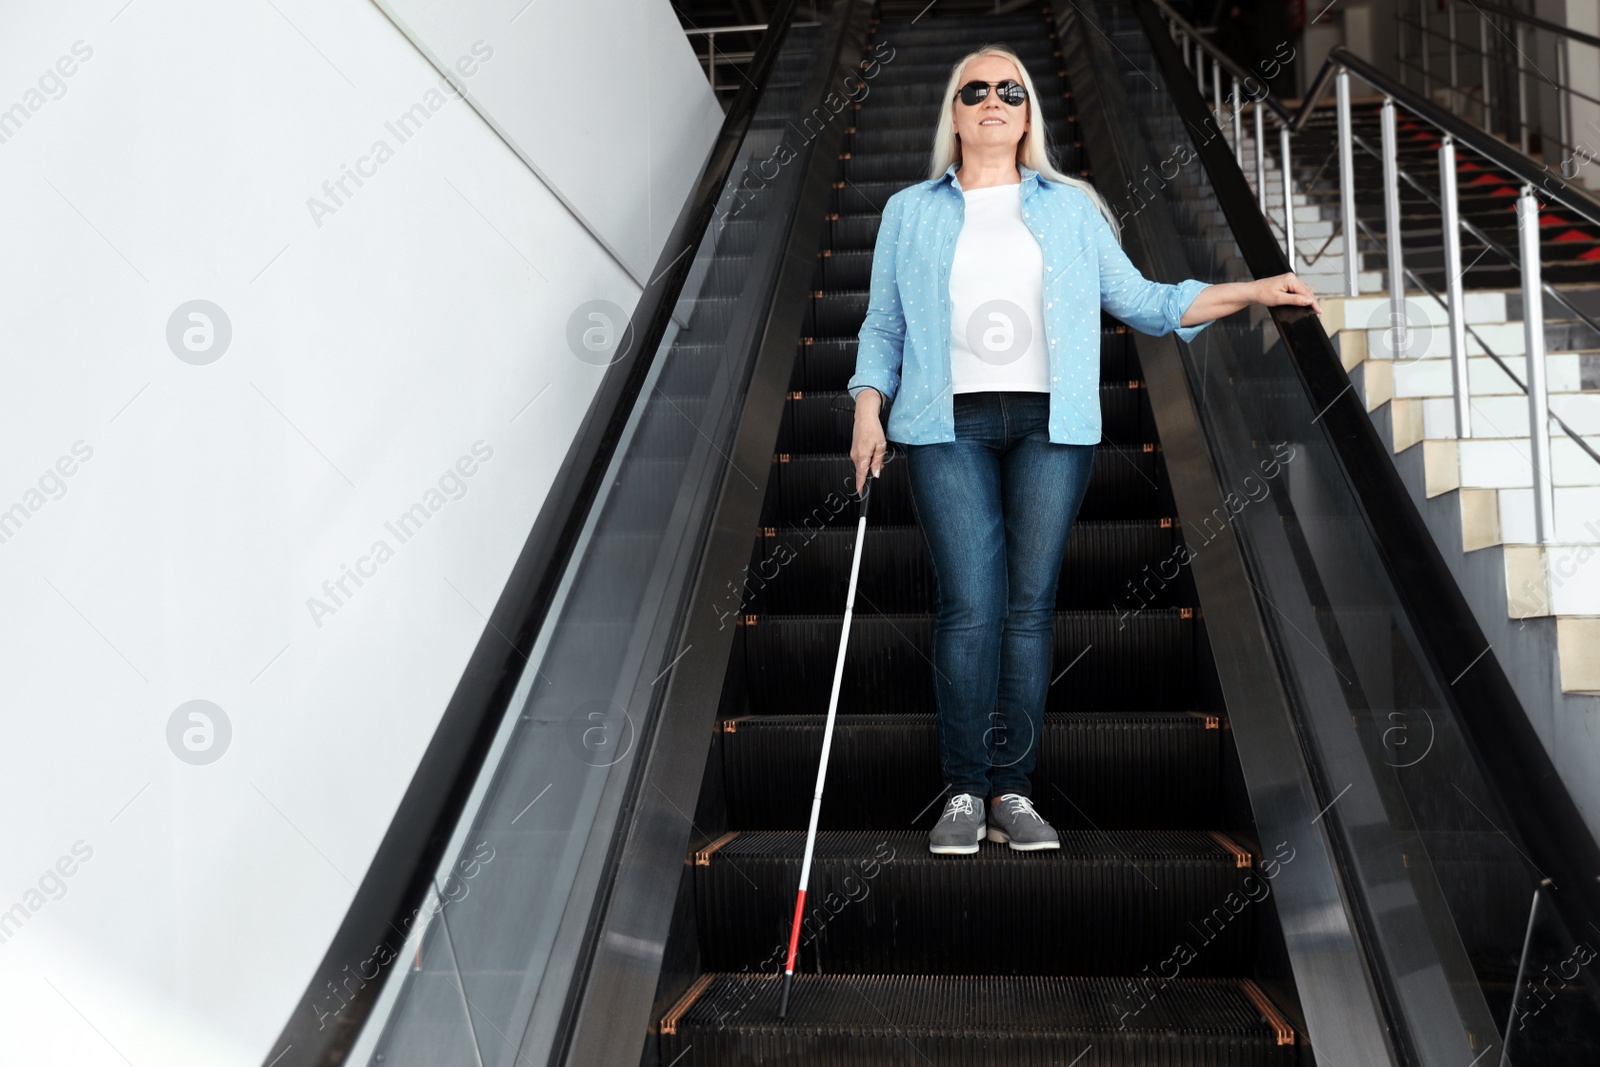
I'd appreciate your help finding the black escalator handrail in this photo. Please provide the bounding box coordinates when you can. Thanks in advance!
[261,4,803,1064]
[1131,0,1600,987]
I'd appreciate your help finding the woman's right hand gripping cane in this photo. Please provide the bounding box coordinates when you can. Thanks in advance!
[851,388,887,497]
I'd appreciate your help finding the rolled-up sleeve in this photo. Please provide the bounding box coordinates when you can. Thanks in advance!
[1089,207,1214,343]
[848,193,906,404]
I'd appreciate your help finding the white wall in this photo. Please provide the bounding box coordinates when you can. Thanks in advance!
[0,0,719,1064]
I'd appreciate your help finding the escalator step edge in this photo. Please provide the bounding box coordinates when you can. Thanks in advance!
[658,973,1297,1065]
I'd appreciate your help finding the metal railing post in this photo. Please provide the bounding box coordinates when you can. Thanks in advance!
[1517,22,1530,154]
[1518,184,1555,544]
[1439,134,1472,437]
[1420,0,1432,95]
[1212,58,1224,144]
[1480,12,1493,131]
[1337,67,1360,295]
[1197,45,1205,93]
[1381,96,1406,358]
[1281,123,1297,272]
[1255,101,1267,213]
[1448,3,1459,109]
[1557,39,1572,161]
[707,31,717,93]
[1231,75,1243,165]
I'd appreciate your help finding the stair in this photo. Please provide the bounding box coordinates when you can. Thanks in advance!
[1220,96,1600,298]
[1215,42,1600,693]
[1321,289,1600,695]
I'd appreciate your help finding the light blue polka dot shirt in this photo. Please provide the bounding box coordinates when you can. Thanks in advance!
[846,162,1215,445]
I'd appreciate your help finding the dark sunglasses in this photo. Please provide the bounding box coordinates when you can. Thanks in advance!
[956,79,1027,106]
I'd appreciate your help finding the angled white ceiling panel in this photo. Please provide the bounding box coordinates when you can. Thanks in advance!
[373,0,725,283]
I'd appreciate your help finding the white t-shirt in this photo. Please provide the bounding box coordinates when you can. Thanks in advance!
[948,182,1049,394]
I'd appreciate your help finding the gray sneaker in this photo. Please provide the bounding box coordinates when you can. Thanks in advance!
[986,793,1060,851]
[928,793,986,855]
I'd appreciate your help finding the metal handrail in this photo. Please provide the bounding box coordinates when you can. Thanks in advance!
[1322,49,1600,226]
[1161,0,1293,123]
[1346,131,1600,469]
[684,20,821,93]
[1331,55,1600,350]
[1314,48,1597,540]
[1434,0,1600,52]
[1394,0,1599,198]
[1153,0,1599,544]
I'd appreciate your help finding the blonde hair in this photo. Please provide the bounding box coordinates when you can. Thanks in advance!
[928,45,1123,239]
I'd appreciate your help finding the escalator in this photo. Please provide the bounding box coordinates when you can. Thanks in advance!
[654,9,1300,1063]
[268,2,1600,1066]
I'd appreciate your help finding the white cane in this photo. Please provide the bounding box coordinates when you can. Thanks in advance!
[777,473,874,1019]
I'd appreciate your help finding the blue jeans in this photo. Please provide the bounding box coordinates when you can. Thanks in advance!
[903,391,1096,799]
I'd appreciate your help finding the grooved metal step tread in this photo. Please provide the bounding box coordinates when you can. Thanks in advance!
[659,974,1296,1065]
[740,609,1196,713]
[691,831,1260,976]
[761,446,1165,526]
[720,711,1222,830]
[708,827,1248,860]
[774,383,1150,451]
[743,519,1182,613]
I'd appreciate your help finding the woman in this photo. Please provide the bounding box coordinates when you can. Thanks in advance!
[846,46,1320,856]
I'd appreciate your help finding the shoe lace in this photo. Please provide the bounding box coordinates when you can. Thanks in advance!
[941,793,977,820]
[997,794,1043,822]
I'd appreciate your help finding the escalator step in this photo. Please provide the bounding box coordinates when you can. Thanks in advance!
[762,446,1162,528]
[865,69,1068,95]
[845,120,1072,155]
[873,34,1057,58]
[741,608,1195,713]
[851,96,1055,132]
[745,520,1181,613]
[659,974,1296,1065]
[792,334,1135,388]
[823,211,885,252]
[693,829,1255,975]
[720,711,1221,830]
[836,149,928,185]
[774,383,1148,451]
[880,20,1054,46]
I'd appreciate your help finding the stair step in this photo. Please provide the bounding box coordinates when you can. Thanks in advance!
[693,830,1256,975]
[740,608,1195,713]
[791,332,1140,386]
[721,711,1222,829]
[774,382,1151,451]
[660,974,1296,1065]
[744,518,1182,613]
[761,446,1164,527]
